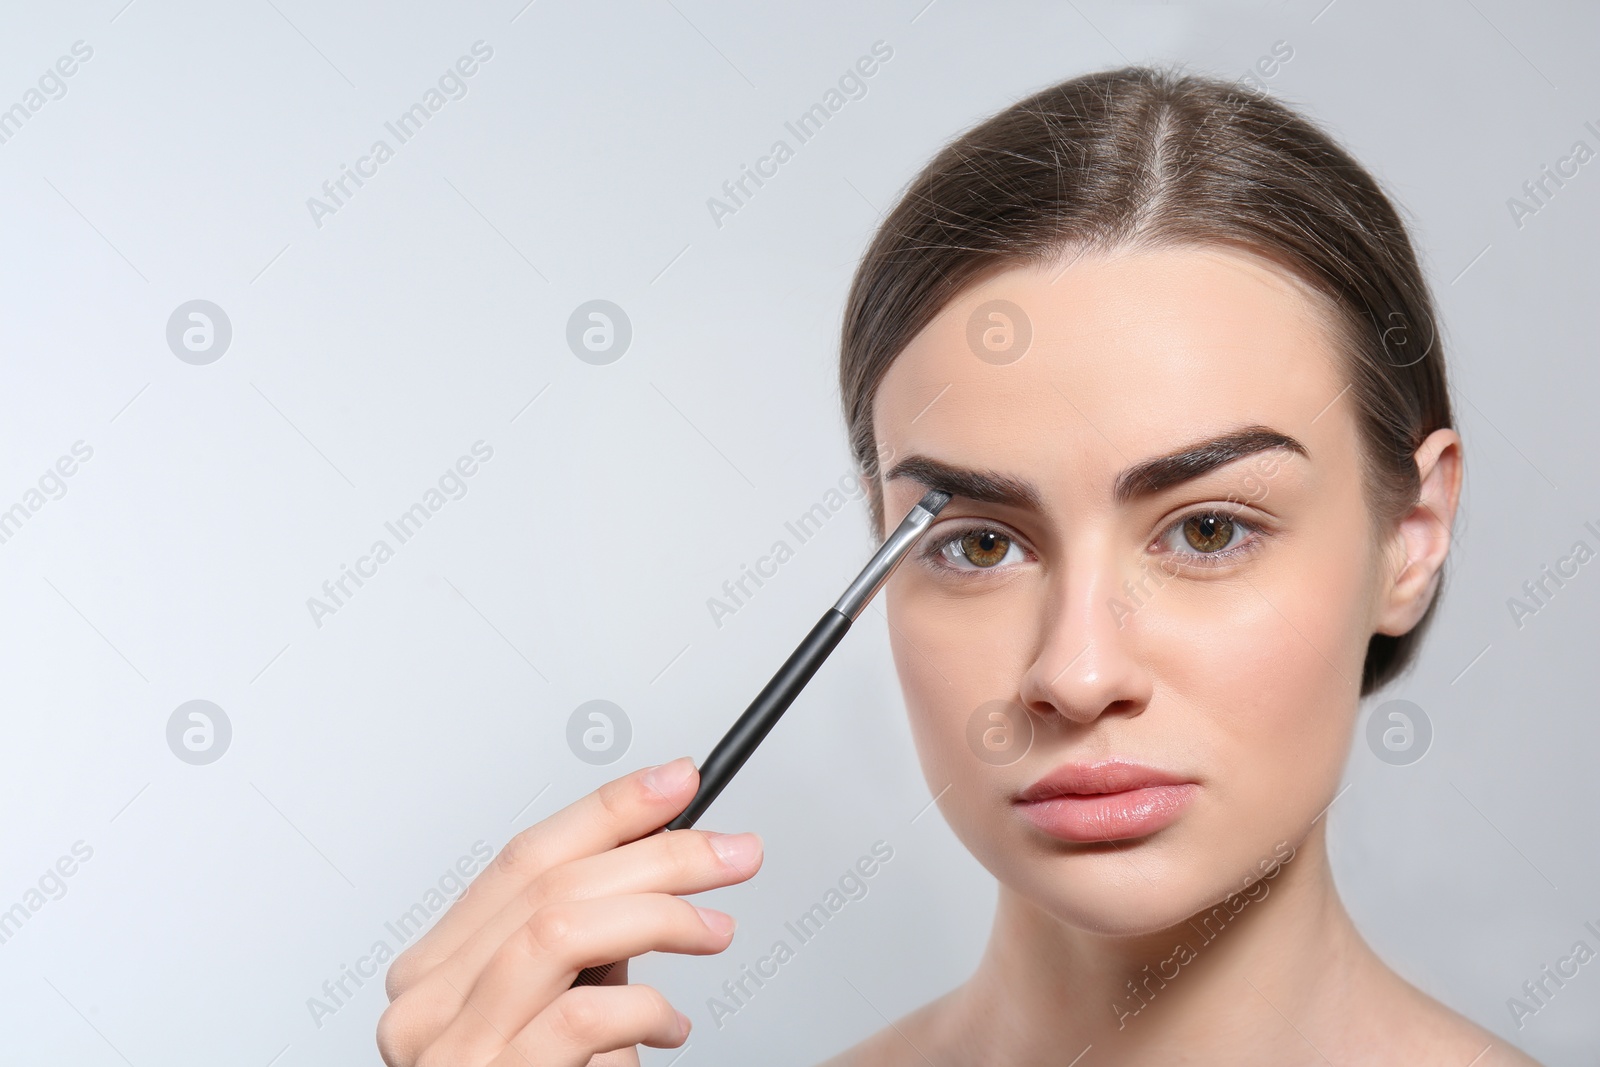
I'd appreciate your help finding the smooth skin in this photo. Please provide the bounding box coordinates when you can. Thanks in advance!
[817,244,1541,1065]
[377,757,761,1066]
[377,244,1536,1066]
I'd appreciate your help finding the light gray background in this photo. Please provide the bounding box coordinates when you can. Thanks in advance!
[0,1,1595,1063]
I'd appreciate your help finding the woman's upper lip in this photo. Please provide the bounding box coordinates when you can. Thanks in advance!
[1012,759,1195,803]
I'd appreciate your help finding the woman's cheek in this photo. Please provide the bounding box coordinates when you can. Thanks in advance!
[1241,528,1375,761]
[1146,559,1361,824]
[891,611,973,775]
[888,584,1030,821]
[887,589,958,784]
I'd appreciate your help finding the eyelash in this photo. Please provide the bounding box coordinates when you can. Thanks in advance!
[918,507,1265,577]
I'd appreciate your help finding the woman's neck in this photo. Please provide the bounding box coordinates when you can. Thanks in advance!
[940,821,1392,1064]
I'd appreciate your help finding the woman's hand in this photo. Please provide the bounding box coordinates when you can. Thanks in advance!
[377,757,763,1066]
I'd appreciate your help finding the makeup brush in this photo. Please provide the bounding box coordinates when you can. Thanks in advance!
[570,487,952,987]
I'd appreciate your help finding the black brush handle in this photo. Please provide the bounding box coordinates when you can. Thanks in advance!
[570,609,853,987]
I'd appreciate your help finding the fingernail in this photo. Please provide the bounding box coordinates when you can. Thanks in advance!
[706,831,762,871]
[643,757,694,798]
[694,905,736,937]
[675,1008,692,1039]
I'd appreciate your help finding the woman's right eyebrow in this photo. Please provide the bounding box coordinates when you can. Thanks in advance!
[883,455,1043,510]
[883,424,1307,509]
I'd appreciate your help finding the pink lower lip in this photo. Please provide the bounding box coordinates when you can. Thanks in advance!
[1013,784,1199,842]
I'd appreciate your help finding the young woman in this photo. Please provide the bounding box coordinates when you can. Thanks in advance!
[375,66,1542,1066]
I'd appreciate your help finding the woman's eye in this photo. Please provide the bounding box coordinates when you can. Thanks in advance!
[931,526,1025,572]
[922,511,1258,576]
[1160,510,1254,561]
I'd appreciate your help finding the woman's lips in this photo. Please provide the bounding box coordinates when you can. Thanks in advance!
[1013,783,1199,842]
[1012,759,1198,843]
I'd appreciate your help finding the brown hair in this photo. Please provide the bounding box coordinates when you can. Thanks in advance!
[838,64,1453,696]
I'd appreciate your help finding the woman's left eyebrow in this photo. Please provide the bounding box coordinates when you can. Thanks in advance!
[883,424,1307,509]
[1112,425,1308,503]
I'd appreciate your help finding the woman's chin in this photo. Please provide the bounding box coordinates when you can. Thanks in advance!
[1025,876,1228,938]
[975,831,1278,940]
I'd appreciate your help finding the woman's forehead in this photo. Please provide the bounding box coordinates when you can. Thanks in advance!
[873,245,1349,472]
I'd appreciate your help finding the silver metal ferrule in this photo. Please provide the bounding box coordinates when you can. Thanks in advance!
[831,489,952,620]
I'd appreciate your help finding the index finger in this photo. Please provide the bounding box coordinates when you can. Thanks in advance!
[389,756,698,992]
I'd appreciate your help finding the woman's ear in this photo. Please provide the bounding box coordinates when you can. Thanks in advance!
[1374,428,1463,637]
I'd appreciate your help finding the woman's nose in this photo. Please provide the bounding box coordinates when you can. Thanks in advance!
[1017,546,1155,726]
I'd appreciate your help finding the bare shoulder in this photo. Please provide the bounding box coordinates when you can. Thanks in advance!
[1362,975,1545,1066]
[810,991,956,1067]
[807,969,1545,1066]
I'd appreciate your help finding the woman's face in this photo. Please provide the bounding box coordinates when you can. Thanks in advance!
[872,243,1390,936]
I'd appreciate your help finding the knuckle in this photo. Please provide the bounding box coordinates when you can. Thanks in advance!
[374,1005,400,1062]
[693,831,727,873]
[596,773,639,821]
[548,987,609,1045]
[375,999,421,1065]
[680,896,725,941]
[394,982,455,1036]
[493,825,541,877]
[527,864,575,909]
[643,984,677,1027]
[525,903,580,957]
[383,949,421,1002]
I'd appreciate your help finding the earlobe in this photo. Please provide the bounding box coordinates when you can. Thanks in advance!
[1374,428,1463,637]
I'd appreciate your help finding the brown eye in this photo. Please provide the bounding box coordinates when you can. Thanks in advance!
[927,524,1026,574]
[961,529,1012,568]
[1182,513,1236,553]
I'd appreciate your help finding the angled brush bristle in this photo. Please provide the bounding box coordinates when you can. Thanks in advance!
[918,488,952,515]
